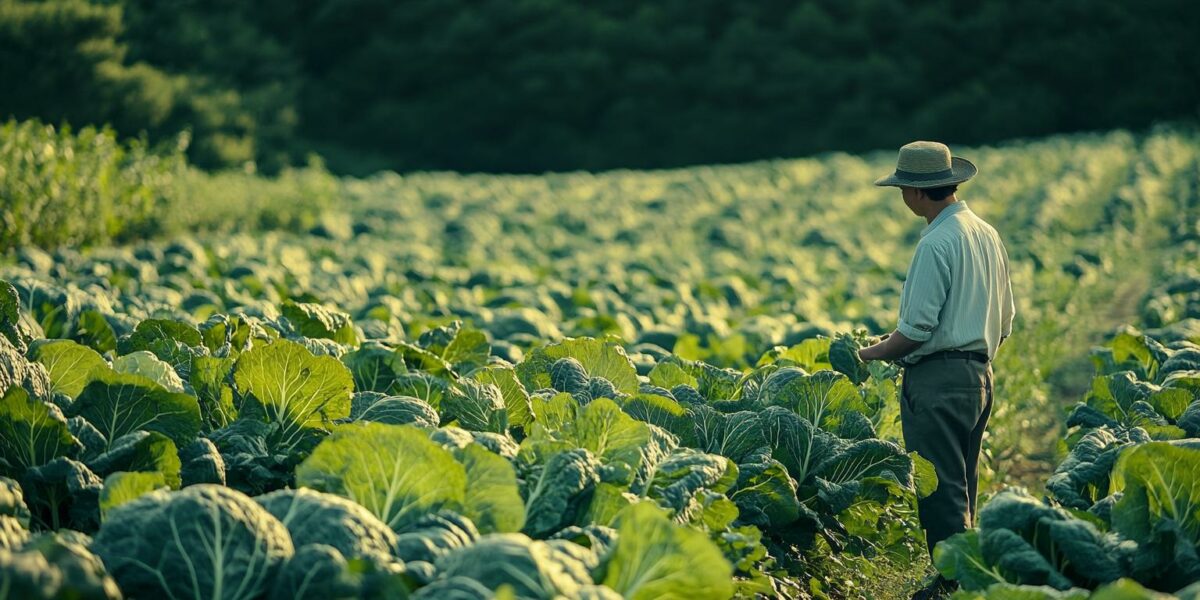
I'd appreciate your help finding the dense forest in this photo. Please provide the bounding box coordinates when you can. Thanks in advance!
[3,0,1197,174]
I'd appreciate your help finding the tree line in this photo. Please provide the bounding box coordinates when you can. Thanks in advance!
[3,0,1197,174]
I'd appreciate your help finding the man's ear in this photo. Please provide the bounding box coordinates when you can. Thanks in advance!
[914,188,928,202]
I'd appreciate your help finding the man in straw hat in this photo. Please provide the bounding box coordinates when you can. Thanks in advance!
[857,141,1015,599]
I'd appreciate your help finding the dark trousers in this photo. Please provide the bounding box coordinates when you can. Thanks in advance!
[900,356,993,558]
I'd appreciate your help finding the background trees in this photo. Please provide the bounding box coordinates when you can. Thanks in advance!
[3,0,1196,174]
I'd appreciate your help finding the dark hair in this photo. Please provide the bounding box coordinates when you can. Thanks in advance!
[922,185,958,202]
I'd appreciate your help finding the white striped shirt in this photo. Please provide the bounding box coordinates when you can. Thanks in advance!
[897,201,1015,364]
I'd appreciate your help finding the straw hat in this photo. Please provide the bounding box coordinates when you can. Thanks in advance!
[874,141,977,188]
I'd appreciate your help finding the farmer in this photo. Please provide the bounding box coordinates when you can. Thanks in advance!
[857,141,1015,599]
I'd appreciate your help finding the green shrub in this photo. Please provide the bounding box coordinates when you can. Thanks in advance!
[0,118,339,251]
[0,119,181,249]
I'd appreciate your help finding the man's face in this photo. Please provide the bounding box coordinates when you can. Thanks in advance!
[900,186,923,216]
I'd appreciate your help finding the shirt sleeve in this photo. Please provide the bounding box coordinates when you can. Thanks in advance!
[1000,242,1015,338]
[897,242,951,342]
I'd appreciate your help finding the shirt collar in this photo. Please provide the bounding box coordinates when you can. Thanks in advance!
[921,201,969,237]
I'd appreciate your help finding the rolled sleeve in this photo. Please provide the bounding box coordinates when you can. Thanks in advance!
[898,242,951,343]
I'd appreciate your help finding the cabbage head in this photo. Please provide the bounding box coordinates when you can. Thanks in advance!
[92,484,294,600]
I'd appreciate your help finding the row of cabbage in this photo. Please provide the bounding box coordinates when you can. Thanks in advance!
[0,127,1184,517]
[935,302,1200,598]
[1,230,867,373]
[2,129,1163,373]
[0,274,935,599]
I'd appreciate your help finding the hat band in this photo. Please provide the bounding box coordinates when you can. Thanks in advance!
[894,167,953,181]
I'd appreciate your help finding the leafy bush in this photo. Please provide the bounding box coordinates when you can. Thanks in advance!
[0,119,180,250]
[0,119,339,252]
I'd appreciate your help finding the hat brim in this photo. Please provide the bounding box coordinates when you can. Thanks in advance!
[874,156,977,188]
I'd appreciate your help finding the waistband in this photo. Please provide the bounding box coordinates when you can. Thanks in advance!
[905,350,990,367]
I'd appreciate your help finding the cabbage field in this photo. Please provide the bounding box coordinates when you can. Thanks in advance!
[1,126,1199,599]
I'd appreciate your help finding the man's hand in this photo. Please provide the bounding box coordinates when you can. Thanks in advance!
[858,329,922,362]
